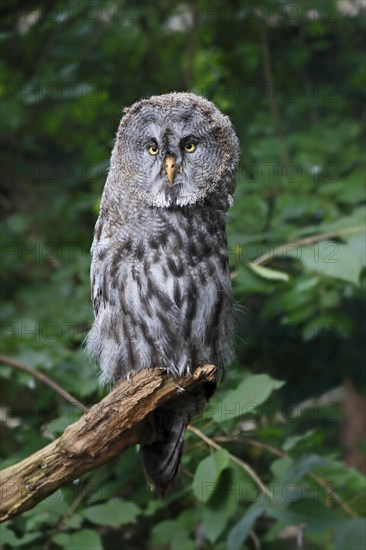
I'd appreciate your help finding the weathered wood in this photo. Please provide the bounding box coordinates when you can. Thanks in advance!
[0,364,216,522]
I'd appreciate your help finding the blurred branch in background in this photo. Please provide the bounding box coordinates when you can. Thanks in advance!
[0,355,88,413]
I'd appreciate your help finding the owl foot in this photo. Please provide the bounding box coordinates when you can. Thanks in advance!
[174,383,185,394]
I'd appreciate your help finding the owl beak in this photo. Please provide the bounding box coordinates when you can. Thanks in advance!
[164,155,177,185]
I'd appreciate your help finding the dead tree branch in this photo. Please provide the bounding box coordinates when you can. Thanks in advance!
[0,364,217,522]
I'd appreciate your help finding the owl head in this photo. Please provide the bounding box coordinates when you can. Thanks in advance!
[107,92,239,208]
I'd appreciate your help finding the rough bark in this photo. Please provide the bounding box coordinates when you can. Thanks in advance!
[0,364,217,522]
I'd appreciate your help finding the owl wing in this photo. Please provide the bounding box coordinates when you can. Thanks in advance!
[90,255,103,317]
[92,279,103,317]
[90,229,112,317]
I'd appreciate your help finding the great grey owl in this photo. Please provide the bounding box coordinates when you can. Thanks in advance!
[87,92,239,494]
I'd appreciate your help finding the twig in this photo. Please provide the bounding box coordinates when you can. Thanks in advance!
[64,482,92,520]
[187,425,272,501]
[249,529,261,550]
[43,482,93,550]
[0,355,88,413]
[253,225,364,266]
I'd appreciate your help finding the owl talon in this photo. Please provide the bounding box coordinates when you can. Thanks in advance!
[175,384,185,394]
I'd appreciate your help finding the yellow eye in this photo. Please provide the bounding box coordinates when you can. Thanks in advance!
[184,142,196,153]
[148,145,159,155]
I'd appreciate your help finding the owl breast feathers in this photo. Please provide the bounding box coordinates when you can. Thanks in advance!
[86,92,239,493]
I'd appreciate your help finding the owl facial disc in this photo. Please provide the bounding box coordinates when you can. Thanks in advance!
[112,92,239,208]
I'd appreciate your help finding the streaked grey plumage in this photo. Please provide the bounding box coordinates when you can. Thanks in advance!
[87,92,239,494]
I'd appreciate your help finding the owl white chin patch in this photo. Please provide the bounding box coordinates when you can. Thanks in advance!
[131,186,208,208]
[152,193,206,208]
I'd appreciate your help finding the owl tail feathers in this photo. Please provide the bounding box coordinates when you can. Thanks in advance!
[141,416,187,497]
[141,387,212,495]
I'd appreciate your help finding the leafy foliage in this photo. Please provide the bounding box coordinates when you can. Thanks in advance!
[1,0,365,548]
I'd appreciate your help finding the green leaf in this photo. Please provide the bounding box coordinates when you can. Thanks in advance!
[283,430,316,451]
[177,509,196,530]
[281,454,330,485]
[0,525,41,547]
[334,519,366,550]
[265,498,346,534]
[302,315,353,340]
[228,504,264,550]
[290,241,363,285]
[212,375,284,423]
[271,457,294,478]
[171,530,195,550]
[337,174,365,204]
[202,504,229,543]
[150,513,196,548]
[345,232,366,265]
[151,521,184,546]
[24,493,68,528]
[200,467,242,543]
[193,448,230,501]
[232,263,274,294]
[52,529,102,550]
[144,498,166,516]
[82,500,140,527]
[248,263,290,282]
[63,514,83,529]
